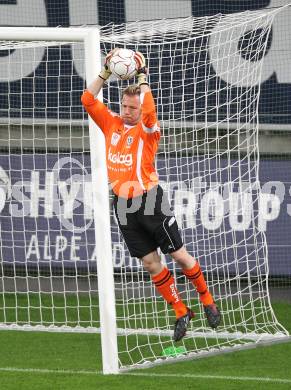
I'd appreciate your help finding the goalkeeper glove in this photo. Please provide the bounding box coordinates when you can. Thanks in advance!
[134,51,148,86]
[98,48,118,81]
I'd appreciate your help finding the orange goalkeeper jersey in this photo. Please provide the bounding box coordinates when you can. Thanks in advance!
[81,89,160,199]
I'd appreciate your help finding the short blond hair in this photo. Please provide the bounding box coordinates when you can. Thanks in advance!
[121,84,141,99]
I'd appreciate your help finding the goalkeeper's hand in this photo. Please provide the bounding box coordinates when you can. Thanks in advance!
[134,51,148,86]
[98,48,118,81]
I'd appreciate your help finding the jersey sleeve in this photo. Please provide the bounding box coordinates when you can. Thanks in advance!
[81,90,116,135]
[140,91,160,136]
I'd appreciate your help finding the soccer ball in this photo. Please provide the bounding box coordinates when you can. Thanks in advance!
[109,48,137,80]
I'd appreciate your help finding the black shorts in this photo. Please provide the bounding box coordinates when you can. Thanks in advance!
[113,185,183,258]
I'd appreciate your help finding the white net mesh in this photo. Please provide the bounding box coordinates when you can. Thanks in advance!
[0,8,289,372]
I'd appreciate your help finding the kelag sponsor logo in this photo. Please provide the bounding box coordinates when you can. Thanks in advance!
[108,149,133,166]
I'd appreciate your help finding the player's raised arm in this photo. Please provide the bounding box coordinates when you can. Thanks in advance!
[135,51,150,93]
[81,49,119,132]
[86,49,116,96]
[135,52,158,131]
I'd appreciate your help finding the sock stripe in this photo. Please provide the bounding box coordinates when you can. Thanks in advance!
[154,271,172,287]
[183,263,214,305]
[187,271,201,280]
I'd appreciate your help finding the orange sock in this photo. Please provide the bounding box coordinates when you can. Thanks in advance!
[183,262,214,306]
[152,267,188,319]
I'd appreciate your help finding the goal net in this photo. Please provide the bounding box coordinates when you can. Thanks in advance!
[0,7,289,373]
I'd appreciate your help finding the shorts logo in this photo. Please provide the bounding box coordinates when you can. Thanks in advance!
[127,136,133,146]
[168,217,175,227]
[111,132,121,146]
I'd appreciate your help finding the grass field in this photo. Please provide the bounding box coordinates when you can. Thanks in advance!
[0,300,290,390]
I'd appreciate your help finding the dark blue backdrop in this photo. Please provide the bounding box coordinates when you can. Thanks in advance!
[0,152,290,276]
[0,0,290,125]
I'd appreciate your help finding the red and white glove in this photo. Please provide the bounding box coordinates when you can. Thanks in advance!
[134,51,148,86]
[99,48,119,81]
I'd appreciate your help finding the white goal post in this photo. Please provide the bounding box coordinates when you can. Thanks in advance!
[0,26,119,374]
[0,6,290,374]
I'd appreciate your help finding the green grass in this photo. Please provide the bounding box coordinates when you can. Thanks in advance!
[2,292,286,369]
[0,301,290,389]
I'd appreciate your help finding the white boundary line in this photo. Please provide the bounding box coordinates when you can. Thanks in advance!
[0,367,291,384]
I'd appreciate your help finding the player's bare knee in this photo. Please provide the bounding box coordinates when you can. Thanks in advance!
[141,251,162,274]
[170,246,196,268]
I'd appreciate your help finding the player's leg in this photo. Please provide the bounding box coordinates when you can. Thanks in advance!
[137,186,196,340]
[113,192,192,340]
[170,247,221,329]
[141,250,194,342]
[139,185,220,329]
[170,247,213,305]
[142,250,188,318]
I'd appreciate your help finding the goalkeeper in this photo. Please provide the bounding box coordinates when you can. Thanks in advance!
[81,49,221,341]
